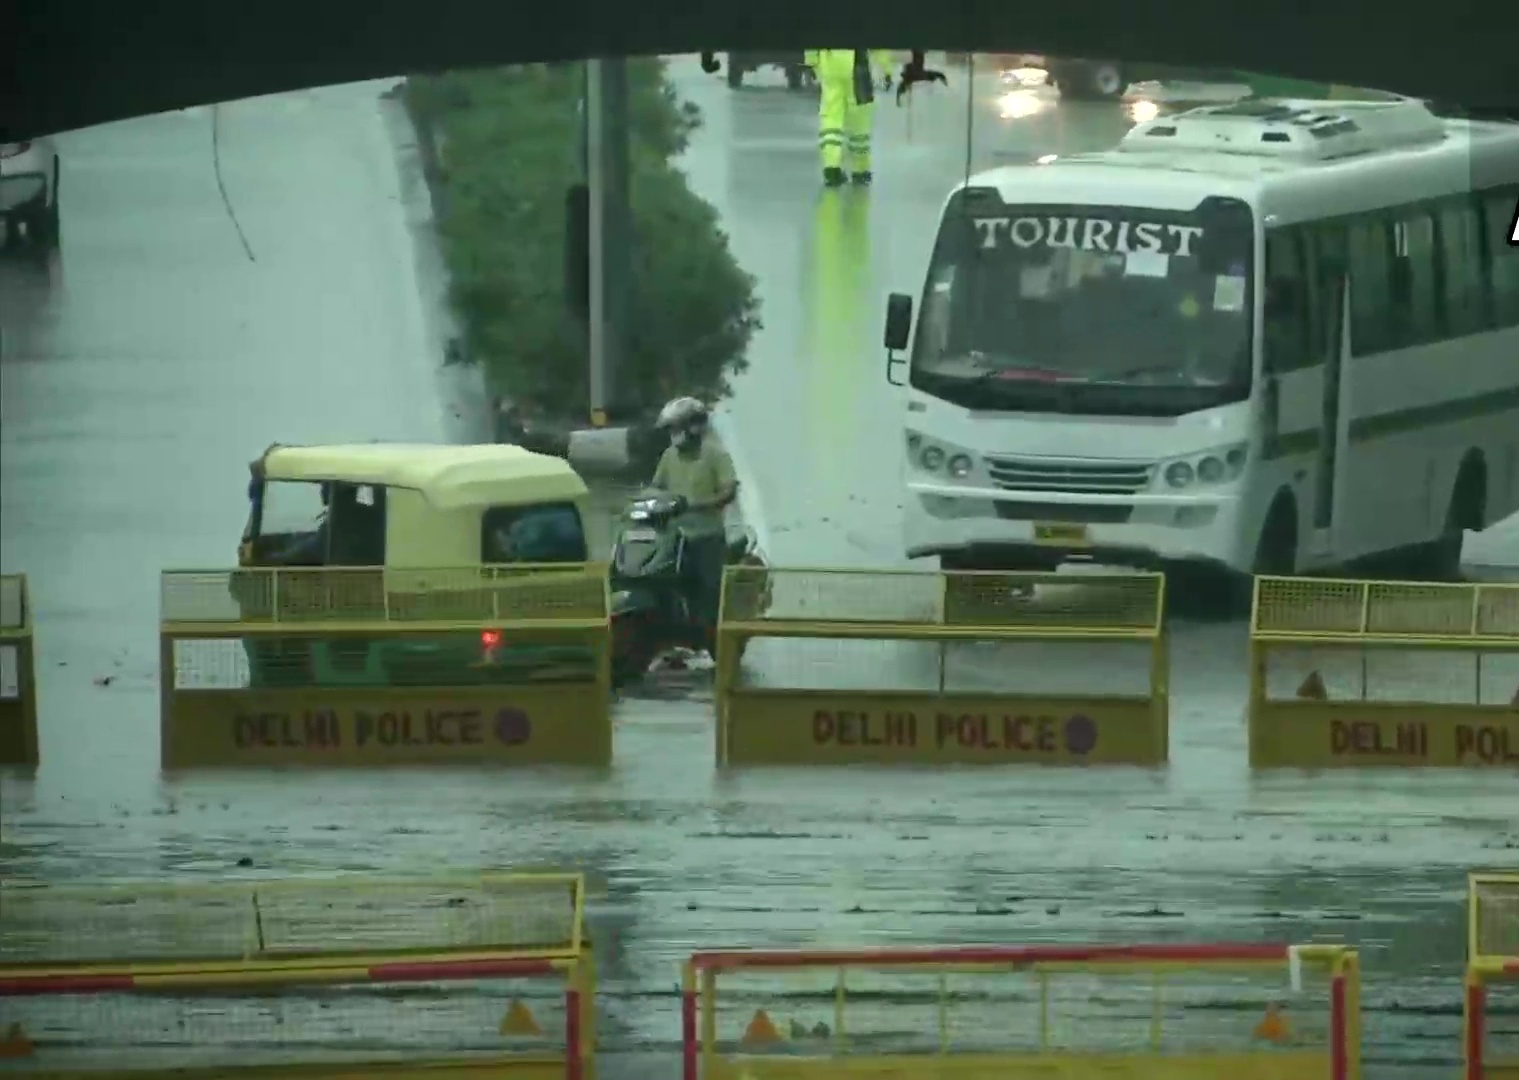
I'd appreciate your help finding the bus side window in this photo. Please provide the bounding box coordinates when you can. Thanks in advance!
[1308,221,1348,347]
[1392,209,1440,343]
[1348,218,1396,356]
[1263,228,1311,373]
[1436,194,1491,336]
[1483,187,1519,328]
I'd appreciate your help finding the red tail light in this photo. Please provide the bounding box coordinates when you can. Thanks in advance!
[0,143,31,159]
[481,630,503,649]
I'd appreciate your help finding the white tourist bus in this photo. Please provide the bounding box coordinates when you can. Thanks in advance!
[883,97,1519,585]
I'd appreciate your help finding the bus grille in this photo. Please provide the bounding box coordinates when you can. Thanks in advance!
[985,456,1153,495]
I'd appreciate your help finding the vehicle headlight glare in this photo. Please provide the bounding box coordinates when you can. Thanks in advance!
[1164,461,1194,488]
[921,446,946,471]
[947,454,972,478]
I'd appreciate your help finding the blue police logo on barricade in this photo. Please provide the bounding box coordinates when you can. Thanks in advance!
[1063,714,1098,756]
[493,708,532,746]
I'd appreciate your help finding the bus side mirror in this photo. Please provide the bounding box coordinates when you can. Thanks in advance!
[884,293,913,386]
[565,183,590,320]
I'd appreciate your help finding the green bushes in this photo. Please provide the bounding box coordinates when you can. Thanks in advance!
[405,61,761,421]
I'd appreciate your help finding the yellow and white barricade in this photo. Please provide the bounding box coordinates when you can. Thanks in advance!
[1247,575,1519,768]
[158,565,613,767]
[0,572,39,766]
[0,872,596,1079]
[1466,871,1519,1080]
[680,940,1361,1080]
[714,567,1168,766]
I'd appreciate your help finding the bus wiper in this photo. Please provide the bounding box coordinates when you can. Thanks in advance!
[1099,363,1194,384]
[962,362,1079,385]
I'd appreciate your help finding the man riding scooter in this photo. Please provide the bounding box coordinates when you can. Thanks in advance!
[648,396,738,653]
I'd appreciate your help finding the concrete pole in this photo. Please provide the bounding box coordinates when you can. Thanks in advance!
[586,58,631,427]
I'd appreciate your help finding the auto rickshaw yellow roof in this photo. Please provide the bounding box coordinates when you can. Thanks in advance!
[259,443,588,510]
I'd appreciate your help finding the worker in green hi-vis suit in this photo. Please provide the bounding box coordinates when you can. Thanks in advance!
[804,187,872,517]
[803,49,896,187]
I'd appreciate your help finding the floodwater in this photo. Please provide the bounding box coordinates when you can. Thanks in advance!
[1,58,1516,1078]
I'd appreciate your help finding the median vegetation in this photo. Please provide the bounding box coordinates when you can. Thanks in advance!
[404,61,761,423]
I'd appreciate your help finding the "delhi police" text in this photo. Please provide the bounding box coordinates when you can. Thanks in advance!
[1329,719,1518,764]
[811,708,1085,753]
[233,709,488,749]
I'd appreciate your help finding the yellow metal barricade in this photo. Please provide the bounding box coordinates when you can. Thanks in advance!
[0,873,595,1079]
[0,572,39,766]
[715,567,1168,766]
[1247,576,1519,768]
[1467,872,1519,1080]
[680,941,1360,1080]
[158,564,613,768]
[0,872,586,965]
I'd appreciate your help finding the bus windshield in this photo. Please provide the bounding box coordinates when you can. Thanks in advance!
[911,199,1255,415]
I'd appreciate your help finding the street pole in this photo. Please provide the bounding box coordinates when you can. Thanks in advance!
[585,58,631,428]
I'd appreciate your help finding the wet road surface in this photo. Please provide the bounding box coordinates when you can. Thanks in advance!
[1,59,1516,1077]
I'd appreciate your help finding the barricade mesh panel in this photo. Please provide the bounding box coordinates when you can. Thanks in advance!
[1482,980,1519,1075]
[0,645,19,700]
[1253,577,1519,639]
[723,570,1163,631]
[161,566,608,625]
[0,876,581,965]
[708,959,1334,1065]
[171,634,600,690]
[1475,876,1519,960]
[0,575,25,630]
[1259,645,1519,705]
[0,971,567,1073]
[735,637,1154,696]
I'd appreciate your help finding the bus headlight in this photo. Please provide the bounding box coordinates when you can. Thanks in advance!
[1196,455,1226,483]
[1160,443,1248,490]
[921,446,946,471]
[947,454,973,478]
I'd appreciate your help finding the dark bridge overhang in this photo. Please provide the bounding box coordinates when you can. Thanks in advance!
[5,0,1517,140]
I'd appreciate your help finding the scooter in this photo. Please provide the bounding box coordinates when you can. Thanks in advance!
[608,492,769,688]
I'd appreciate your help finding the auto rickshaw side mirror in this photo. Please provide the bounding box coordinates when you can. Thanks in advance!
[565,182,591,320]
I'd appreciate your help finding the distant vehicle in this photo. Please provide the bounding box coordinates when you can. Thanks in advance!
[996,54,1250,101]
[883,97,1519,590]
[0,138,60,250]
[725,52,813,91]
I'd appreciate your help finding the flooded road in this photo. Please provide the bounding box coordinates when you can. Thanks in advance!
[1,59,1516,1078]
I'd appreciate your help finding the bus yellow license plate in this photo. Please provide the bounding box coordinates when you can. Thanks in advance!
[1033,522,1090,545]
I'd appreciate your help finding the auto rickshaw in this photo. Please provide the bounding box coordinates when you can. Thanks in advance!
[233,443,608,689]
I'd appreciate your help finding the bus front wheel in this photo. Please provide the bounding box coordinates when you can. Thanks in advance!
[1414,458,1486,581]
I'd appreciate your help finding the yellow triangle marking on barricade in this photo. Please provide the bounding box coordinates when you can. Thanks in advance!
[742,1009,781,1045]
[1296,671,1327,700]
[1253,1002,1292,1044]
[0,1023,33,1059]
[498,999,542,1037]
